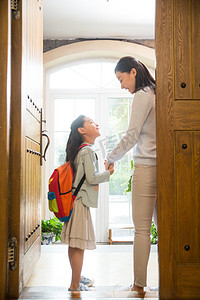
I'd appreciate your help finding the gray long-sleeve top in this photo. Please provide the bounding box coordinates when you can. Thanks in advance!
[73,144,110,208]
[107,87,156,166]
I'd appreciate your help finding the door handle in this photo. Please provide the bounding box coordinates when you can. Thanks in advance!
[40,108,50,166]
[41,133,50,162]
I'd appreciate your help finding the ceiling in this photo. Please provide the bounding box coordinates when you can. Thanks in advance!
[43,0,155,40]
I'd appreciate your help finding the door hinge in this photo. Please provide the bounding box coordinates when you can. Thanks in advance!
[8,237,17,271]
[11,0,20,20]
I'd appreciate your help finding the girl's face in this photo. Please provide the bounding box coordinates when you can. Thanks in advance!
[78,117,100,143]
[116,68,137,94]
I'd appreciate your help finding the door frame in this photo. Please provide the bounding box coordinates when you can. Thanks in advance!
[156,0,200,298]
[3,7,159,300]
[0,0,10,299]
[43,40,155,243]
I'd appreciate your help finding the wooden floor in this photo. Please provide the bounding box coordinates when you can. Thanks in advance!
[19,286,159,299]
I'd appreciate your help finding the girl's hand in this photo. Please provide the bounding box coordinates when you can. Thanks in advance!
[104,160,110,170]
[104,160,114,174]
[108,163,114,175]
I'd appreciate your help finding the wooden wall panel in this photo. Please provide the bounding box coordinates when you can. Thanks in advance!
[174,0,192,99]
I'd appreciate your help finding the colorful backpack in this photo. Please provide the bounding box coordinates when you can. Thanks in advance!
[48,144,87,222]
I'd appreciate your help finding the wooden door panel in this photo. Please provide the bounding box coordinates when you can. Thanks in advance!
[23,237,41,286]
[175,131,199,263]
[26,95,41,122]
[176,265,200,298]
[174,101,200,130]
[25,138,41,254]
[25,0,43,112]
[194,132,200,260]
[22,0,43,286]
[24,112,40,143]
[8,0,43,297]
[156,0,200,298]
[192,1,200,99]
[174,0,192,99]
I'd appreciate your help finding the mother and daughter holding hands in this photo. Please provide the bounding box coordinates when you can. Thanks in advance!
[61,56,157,293]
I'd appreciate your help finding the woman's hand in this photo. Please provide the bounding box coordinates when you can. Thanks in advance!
[104,160,110,170]
[104,160,114,174]
[108,163,114,175]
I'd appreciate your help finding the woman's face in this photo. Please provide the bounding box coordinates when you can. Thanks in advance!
[116,68,137,94]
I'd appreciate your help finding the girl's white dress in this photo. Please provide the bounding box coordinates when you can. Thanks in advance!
[61,196,96,250]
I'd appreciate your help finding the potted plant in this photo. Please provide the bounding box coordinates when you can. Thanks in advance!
[126,160,158,244]
[41,217,63,245]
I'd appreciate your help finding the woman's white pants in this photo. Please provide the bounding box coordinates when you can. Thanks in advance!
[132,164,157,287]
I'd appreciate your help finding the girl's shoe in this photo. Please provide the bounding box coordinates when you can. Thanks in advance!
[149,286,159,291]
[80,275,94,287]
[68,283,91,291]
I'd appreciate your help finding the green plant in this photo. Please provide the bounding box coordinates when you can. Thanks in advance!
[151,221,158,244]
[41,217,63,242]
[125,160,158,244]
[125,159,134,193]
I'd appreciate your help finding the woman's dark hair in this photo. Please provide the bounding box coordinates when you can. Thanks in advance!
[66,115,85,174]
[115,56,155,93]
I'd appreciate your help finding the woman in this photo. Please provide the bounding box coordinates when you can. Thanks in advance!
[106,56,157,293]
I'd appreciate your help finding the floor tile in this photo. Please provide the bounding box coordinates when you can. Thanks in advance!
[24,244,158,299]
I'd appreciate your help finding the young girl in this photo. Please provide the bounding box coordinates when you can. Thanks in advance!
[61,115,114,291]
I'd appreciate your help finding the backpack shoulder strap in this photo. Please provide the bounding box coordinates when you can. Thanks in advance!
[73,173,86,197]
[78,143,91,150]
[73,144,89,196]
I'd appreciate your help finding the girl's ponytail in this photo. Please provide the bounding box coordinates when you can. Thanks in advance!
[66,115,85,174]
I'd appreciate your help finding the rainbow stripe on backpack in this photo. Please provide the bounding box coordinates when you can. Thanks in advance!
[48,144,87,222]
